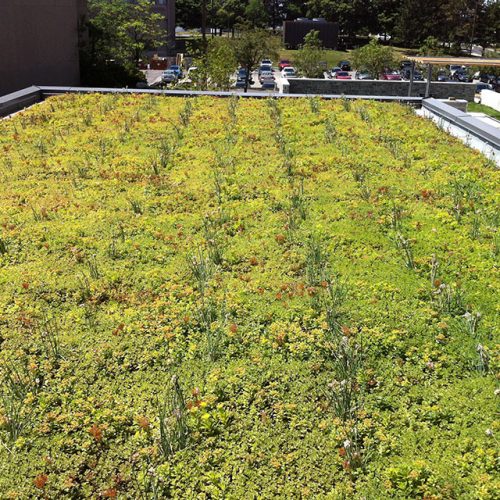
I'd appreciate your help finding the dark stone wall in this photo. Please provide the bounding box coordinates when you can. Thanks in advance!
[0,0,85,96]
[287,79,476,102]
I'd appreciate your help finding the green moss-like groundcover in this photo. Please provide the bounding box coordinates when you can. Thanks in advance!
[0,94,498,498]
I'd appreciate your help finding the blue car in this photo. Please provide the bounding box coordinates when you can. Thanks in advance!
[169,65,183,78]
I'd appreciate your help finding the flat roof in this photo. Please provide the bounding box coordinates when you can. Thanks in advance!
[409,56,500,67]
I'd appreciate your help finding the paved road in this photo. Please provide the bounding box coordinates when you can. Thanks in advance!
[142,70,164,86]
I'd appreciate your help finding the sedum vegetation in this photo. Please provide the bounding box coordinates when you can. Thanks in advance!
[0,94,498,498]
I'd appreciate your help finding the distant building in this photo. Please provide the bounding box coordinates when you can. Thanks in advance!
[283,18,339,50]
[152,0,176,56]
[0,0,87,96]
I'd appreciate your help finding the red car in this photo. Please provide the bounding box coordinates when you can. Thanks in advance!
[335,71,352,80]
[381,71,402,80]
[279,59,292,71]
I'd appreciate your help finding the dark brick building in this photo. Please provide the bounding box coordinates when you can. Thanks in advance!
[283,18,339,50]
[0,0,87,96]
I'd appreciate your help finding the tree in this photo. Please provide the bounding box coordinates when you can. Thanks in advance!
[293,30,326,78]
[418,36,445,56]
[82,0,166,85]
[233,28,279,92]
[264,0,287,31]
[306,0,373,43]
[126,0,167,65]
[192,38,237,90]
[351,39,399,77]
[245,0,270,28]
[371,0,403,38]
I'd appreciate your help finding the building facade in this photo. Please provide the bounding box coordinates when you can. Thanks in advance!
[283,18,339,50]
[150,0,176,56]
[0,0,87,96]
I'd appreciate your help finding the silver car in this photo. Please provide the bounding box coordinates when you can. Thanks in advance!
[162,69,178,84]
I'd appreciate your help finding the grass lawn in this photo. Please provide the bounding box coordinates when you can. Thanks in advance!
[0,95,498,498]
[468,101,500,120]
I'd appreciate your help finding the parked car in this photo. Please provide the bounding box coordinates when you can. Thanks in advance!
[259,70,274,83]
[261,59,272,66]
[475,73,498,84]
[375,33,391,41]
[258,64,273,76]
[381,71,402,80]
[161,69,178,84]
[279,59,292,70]
[334,71,352,80]
[261,78,276,90]
[401,69,424,81]
[338,60,351,71]
[169,64,183,78]
[355,70,373,80]
[400,60,413,70]
[437,71,449,82]
[449,64,464,76]
[281,67,297,78]
[476,82,494,93]
[237,68,254,85]
[330,66,342,78]
[453,69,470,82]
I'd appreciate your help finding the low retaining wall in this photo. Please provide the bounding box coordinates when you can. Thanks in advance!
[0,86,42,117]
[421,98,500,166]
[285,79,476,101]
[480,89,500,112]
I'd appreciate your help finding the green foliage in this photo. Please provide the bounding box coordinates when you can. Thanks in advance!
[0,95,498,498]
[233,28,280,92]
[193,37,238,90]
[244,0,269,28]
[81,0,165,86]
[294,30,326,78]
[352,39,399,77]
[418,36,445,56]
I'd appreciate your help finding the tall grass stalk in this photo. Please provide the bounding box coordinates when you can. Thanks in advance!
[158,375,189,457]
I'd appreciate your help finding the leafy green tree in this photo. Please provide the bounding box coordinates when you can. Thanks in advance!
[193,38,237,90]
[418,36,445,56]
[245,0,270,28]
[351,39,399,77]
[371,0,402,38]
[82,0,166,86]
[293,30,326,78]
[264,0,287,31]
[282,0,308,20]
[126,0,167,65]
[306,0,372,42]
[233,28,279,92]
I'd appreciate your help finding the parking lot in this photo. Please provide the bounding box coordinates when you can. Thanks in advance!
[148,58,499,97]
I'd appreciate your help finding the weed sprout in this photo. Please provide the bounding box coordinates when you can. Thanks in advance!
[188,248,214,296]
[158,375,189,457]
